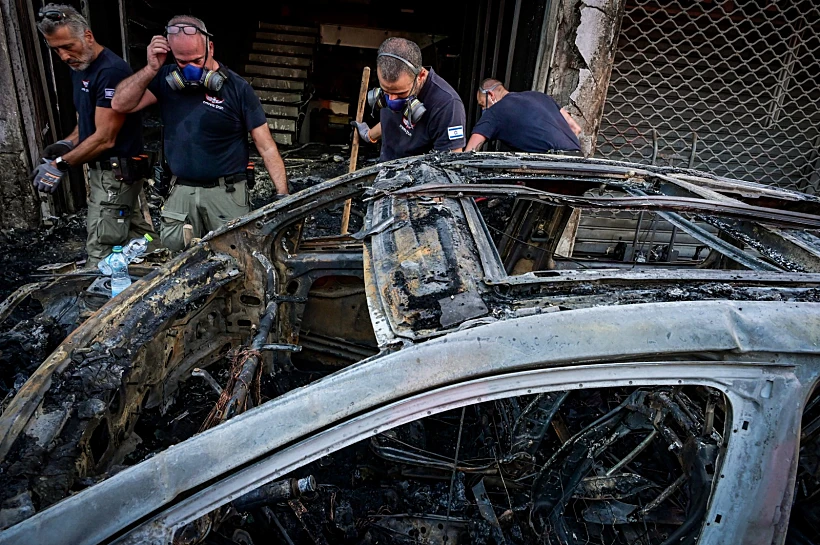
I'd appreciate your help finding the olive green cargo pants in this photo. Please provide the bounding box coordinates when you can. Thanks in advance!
[159,179,251,252]
[86,168,157,267]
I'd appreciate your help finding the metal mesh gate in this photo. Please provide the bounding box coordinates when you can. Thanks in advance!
[597,0,820,193]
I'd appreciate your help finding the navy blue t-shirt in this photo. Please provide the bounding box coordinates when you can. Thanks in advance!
[72,48,143,161]
[148,63,267,180]
[472,92,580,152]
[379,69,466,162]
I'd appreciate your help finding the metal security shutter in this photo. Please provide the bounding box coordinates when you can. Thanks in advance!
[596,0,820,193]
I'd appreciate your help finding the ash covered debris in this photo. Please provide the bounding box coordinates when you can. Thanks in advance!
[0,144,349,415]
[0,215,87,301]
[250,143,370,208]
[176,386,724,545]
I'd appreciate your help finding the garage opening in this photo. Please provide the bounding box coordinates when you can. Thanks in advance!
[38,0,549,158]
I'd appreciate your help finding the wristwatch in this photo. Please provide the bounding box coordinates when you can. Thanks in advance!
[55,156,71,172]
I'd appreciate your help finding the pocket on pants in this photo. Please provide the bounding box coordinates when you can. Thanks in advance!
[160,209,188,252]
[97,202,131,245]
[228,180,250,209]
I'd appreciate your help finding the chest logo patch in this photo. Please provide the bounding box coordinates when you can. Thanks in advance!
[401,117,414,135]
[203,94,225,111]
[81,80,90,93]
[447,125,464,140]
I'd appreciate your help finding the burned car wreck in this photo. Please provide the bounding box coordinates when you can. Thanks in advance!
[0,153,819,544]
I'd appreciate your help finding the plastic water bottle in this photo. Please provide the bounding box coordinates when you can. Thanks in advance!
[98,234,153,275]
[122,233,153,262]
[109,246,131,297]
[98,254,114,276]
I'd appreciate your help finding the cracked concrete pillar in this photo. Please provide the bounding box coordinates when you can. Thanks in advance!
[544,0,626,157]
[0,3,38,229]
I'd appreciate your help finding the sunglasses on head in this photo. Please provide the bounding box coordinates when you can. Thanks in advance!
[165,24,212,37]
[37,8,66,22]
[479,83,501,95]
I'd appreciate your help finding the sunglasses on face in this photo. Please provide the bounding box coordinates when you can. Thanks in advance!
[165,24,212,37]
[38,9,66,21]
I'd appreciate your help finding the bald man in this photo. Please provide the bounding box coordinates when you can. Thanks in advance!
[465,79,582,154]
[112,15,287,251]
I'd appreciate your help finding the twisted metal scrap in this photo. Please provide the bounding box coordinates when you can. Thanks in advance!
[200,347,263,431]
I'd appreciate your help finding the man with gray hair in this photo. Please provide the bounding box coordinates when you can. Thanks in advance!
[112,15,288,252]
[352,37,466,161]
[34,3,156,267]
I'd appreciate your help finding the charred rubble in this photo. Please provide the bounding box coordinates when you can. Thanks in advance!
[0,153,820,542]
[174,386,726,545]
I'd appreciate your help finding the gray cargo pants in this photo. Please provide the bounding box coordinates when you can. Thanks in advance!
[159,178,251,252]
[86,168,157,267]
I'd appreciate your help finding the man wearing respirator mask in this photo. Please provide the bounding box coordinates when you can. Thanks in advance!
[352,37,466,161]
[112,15,288,252]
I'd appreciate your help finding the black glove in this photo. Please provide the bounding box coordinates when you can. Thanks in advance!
[31,160,66,193]
[350,121,372,144]
[42,139,74,160]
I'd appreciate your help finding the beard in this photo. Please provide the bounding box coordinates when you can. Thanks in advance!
[67,47,95,71]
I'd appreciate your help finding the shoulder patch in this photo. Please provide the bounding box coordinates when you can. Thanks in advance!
[447,125,464,140]
[104,88,115,99]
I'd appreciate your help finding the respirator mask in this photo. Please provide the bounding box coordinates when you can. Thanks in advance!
[164,24,227,92]
[367,53,427,127]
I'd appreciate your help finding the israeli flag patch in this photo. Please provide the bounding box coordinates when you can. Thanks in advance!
[104,88,115,99]
[448,125,464,140]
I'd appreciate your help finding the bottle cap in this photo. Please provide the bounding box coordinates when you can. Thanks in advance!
[113,246,123,252]
[144,234,154,242]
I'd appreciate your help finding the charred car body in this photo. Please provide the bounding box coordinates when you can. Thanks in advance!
[0,153,819,544]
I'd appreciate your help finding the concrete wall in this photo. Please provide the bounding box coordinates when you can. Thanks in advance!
[538,0,626,156]
[0,2,39,229]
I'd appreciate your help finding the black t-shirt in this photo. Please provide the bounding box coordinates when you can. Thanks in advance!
[72,48,143,161]
[379,69,466,162]
[472,91,581,152]
[148,63,267,180]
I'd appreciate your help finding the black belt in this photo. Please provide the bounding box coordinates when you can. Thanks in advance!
[89,160,114,170]
[174,173,247,188]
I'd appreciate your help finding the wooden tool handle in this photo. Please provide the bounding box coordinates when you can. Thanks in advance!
[341,66,371,235]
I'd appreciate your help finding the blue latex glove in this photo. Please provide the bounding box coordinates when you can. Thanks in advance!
[31,160,65,193]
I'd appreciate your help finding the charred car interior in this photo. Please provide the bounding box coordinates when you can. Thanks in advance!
[1,153,820,544]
